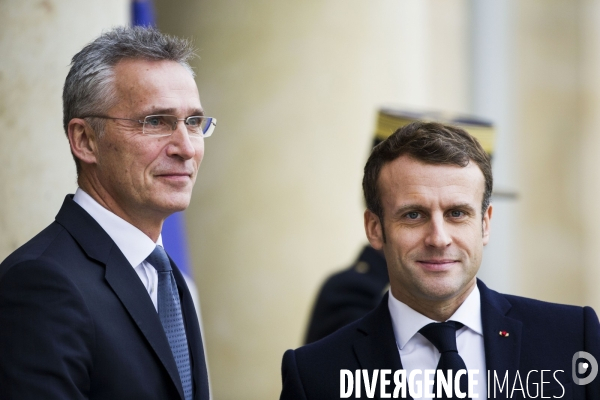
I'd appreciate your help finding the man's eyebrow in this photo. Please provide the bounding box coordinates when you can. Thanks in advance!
[140,108,205,116]
[449,203,477,213]
[392,203,477,216]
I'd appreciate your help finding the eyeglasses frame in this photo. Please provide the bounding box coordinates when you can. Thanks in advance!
[81,114,216,137]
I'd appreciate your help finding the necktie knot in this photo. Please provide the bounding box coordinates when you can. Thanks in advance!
[146,245,172,272]
[419,321,464,354]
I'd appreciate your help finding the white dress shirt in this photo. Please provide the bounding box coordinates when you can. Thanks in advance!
[388,285,487,399]
[73,188,159,310]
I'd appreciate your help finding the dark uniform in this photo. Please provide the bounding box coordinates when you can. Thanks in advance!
[304,245,388,344]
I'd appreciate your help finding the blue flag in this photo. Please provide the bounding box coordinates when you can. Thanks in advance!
[161,212,193,277]
[131,0,156,27]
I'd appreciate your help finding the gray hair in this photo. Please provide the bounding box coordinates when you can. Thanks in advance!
[62,26,196,172]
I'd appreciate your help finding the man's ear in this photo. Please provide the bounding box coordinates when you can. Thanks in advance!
[482,203,493,245]
[364,209,384,250]
[68,118,98,165]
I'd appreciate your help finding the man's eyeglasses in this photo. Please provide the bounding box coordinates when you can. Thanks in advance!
[83,114,217,137]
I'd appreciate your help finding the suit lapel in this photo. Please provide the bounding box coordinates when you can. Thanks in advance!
[353,293,408,399]
[56,196,185,400]
[478,280,522,399]
[104,249,185,399]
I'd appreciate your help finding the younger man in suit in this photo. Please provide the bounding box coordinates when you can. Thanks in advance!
[0,27,216,399]
[280,122,600,399]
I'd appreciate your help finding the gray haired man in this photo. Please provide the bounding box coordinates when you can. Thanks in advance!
[0,27,215,399]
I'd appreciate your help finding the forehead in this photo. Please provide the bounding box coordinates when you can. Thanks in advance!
[378,155,486,210]
[111,58,201,115]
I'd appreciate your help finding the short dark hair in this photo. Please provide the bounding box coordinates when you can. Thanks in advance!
[363,121,493,232]
[62,26,196,173]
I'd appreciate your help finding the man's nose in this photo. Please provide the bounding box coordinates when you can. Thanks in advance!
[166,121,198,159]
[424,215,452,248]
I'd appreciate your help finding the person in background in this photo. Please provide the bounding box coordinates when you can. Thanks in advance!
[304,244,387,344]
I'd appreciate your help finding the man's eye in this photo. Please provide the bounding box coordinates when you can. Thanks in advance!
[406,212,420,219]
[186,117,201,127]
[146,117,163,126]
[450,210,464,218]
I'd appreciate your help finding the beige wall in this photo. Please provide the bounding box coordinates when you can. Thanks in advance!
[0,0,129,259]
[515,0,591,307]
[156,0,469,398]
[581,0,600,309]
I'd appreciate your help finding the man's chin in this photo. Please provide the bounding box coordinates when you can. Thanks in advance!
[417,278,473,302]
[154,194,192,215]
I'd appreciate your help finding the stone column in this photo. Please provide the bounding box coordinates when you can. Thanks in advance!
[470,0,518,294]
[0,0,128,259]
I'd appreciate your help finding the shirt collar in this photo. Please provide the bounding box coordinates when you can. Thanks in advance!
[73,188,162,267]
[388,283,482,350]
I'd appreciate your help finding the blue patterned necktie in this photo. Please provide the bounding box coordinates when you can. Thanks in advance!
[419,321,470,400]
[146,245,193,400]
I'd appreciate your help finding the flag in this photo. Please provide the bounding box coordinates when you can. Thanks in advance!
[161,212,193,277]
[131,0,156,27]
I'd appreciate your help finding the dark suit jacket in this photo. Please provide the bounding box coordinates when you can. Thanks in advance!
[304,246,388,344]
[281,280,600,399]
[0,195,209,400]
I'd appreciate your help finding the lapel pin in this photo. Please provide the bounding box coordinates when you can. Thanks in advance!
[499,330,509,337]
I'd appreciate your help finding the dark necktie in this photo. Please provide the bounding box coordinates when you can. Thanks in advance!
[147,245,193,400]
[419,321,469,400]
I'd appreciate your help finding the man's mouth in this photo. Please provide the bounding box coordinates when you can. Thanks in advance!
[416,259,458,271]
[154,171,194,183]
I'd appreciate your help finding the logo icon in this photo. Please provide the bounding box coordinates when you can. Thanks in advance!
[572,351,598,385]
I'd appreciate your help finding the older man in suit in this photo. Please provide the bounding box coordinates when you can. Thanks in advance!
[0,27,216,399]
[280,122,600,399]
